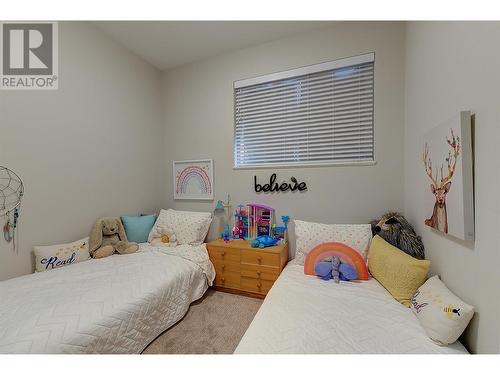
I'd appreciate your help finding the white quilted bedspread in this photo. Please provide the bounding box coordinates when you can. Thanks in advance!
[0,243,215,354]
[235,263,468,354]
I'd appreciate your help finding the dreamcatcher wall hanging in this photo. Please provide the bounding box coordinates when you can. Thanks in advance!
[0,166,24,251]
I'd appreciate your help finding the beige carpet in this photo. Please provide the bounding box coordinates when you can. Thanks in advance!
[142,289,262,354]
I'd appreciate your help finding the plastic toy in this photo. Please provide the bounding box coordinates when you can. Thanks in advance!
[222,224,231,243]
[233,203,276,240]
[248,203,274,238]
[272,215,290,244]
[214,195,232,240]
[281,215,290,231]
[232,226,240,238]
[233,205,249,239]
[251,235,278,248]
[272,224,284,239]
[313,256,358,283]
[232,203,290,245]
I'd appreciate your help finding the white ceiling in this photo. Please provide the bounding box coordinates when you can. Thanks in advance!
[95,21,334,70]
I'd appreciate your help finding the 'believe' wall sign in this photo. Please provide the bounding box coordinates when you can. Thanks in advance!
[254,173,307,193]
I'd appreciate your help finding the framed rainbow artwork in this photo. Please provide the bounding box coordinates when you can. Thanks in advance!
[173,159,214,200]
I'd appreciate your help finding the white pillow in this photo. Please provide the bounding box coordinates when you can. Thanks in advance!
[34,237,90,272]
[294,219,372,265]
[149,209,212,245]
[411,275,474,345]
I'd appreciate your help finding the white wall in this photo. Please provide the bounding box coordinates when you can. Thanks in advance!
[3,20,495,353]
[161,22,406,257]
[0,22,165,280]
[404,22,500,353]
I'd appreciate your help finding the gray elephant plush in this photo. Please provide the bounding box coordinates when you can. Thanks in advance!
[331,256,341,283]
[371,212,425,259]
[90,217,138,258]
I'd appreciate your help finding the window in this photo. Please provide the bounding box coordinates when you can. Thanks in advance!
[233,53,375,168]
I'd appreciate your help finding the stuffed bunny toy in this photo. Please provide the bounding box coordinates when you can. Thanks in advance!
[150,224,177,247]
[90,217,139,258]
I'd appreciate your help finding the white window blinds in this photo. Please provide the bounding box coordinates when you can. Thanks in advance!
[234,53,375,168]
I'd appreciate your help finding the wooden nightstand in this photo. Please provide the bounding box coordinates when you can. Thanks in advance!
[207,239,288,298]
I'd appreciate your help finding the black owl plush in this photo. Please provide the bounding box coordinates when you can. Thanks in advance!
[370,212,425,259]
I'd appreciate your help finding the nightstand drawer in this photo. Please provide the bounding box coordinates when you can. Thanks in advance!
[241,249,280,267]
[241,264,279,281]
[241,277,274,294]
[208,247,241,263]
[207,239,288,298]
[214,271,240,288]
[213,261,241,273]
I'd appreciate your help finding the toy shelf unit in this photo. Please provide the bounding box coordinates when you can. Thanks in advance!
[231,203,290,246]
[249,203,274,238]
[233,204,251,240]
[233,203,274,240]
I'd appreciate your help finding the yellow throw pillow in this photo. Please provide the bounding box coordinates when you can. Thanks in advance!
[368,235,430,307]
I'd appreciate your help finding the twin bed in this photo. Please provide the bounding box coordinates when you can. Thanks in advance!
[0,243,467,354]
[235,262,468,354]
[0,243,214,354]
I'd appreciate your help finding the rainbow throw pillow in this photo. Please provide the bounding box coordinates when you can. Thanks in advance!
[303,242,369,281]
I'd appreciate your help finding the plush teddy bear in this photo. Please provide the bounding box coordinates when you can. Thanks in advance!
[150,225,177,247]
[90,217,139,258]
[314,256,358,283]
[371,212,425,259]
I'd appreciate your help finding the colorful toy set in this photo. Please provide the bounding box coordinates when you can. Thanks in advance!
[233,204,250,239]
[216,200,289,247]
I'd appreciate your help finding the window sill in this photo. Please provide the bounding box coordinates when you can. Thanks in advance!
[233,160,377,170]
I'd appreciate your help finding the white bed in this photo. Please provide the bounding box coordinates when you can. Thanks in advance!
[0,243,215,354]
[235,263,468,354]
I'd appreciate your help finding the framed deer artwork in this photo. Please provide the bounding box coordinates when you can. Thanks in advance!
[422,111,474,241]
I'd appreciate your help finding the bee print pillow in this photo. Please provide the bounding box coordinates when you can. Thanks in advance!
[410,275,474,345]
[34,237,91,272]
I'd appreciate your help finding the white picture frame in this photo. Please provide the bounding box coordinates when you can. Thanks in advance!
[422,111,474,241]
[173,159,214,200]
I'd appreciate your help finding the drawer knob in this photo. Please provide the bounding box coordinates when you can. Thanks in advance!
[221,277,225,284]
[257,282,262,290]
[257,256,262,264]
[221,252,226,258]
[222,264,226,271]
[256,271,261,277]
